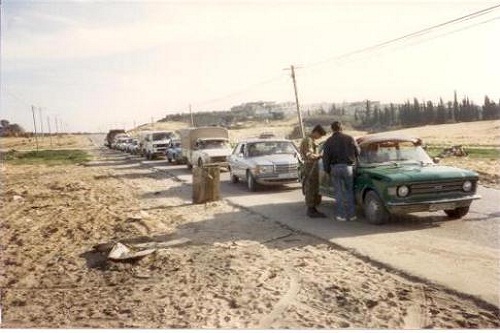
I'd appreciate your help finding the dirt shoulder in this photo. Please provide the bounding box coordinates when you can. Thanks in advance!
[1,146,498,328]
[1,134,94,151]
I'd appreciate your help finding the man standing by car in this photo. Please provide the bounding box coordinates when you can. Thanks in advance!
[322,121,360,221]
[300,124,327,218]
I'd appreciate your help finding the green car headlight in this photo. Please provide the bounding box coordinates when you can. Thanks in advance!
[462,180,473,192]
[397,185,410,197]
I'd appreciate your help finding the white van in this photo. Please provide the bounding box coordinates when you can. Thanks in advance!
[143,131,174,160]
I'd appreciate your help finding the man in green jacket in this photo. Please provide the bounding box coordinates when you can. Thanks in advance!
[300,124,327,218]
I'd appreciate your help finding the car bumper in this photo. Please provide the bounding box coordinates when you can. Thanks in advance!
[199,162,229,168]
[386,194,481,214]
[255,174,299,186]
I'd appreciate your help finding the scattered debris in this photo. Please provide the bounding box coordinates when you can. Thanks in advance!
[108,242,156,261]
[132,237,191,250]
[125,210,151,222]
[96,237,191,261]
[438,145,468,158]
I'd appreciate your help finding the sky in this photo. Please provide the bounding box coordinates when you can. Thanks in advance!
[1,0,500,133]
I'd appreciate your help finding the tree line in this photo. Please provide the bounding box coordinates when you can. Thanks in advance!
[161,94,499,131]
[0,120,25,137]
[354,94,500,130]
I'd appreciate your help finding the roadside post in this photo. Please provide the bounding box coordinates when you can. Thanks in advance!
[192,165,221,204]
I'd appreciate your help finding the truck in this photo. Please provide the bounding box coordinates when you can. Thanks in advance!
[179,127,232,169]
[105,129,126,147]
[143,130,175,160]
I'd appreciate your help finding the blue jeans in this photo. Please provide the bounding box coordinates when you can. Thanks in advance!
[331,164,355,219]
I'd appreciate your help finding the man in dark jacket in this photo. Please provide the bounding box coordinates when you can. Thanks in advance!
[322,121,360,221]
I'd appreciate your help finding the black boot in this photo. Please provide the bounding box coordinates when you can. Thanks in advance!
[307,207,327,218]
[312,207,327,218]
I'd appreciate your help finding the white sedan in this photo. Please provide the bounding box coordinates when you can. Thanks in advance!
[227,139,301,191]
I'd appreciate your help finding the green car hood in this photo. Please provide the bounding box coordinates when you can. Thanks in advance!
[359,164,478,183]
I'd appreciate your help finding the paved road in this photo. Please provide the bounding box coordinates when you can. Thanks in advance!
[88,137,499,307]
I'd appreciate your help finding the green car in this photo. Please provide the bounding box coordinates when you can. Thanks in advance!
[318,134,481,224]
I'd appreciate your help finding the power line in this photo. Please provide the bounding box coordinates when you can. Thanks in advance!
[305,3,500,69]
[4,4,498,129]
[3,89,33,108]
[301,15,500,76]
[383,16,500,57]
[188,4,500,113]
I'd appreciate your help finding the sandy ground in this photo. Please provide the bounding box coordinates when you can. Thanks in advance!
[381,120,500,147]
[1,141,499,328]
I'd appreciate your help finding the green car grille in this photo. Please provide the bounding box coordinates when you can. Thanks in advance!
[409,180,472,195]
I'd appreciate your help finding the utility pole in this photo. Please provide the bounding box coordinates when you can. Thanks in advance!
[47,116,53,147]
[38,107,44,141]
[189,104,195,127]
[286,65,305,139]
[31,105,39,151]
[54,116,60,145]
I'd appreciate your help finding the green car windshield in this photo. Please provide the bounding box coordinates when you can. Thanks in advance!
[359,140,433,166]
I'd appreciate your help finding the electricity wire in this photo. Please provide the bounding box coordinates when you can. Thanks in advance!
[304,3,500,69]
[193,4,500,110]
[3,3,499,122]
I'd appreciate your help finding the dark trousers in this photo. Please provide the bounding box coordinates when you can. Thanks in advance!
[331,164,355,218]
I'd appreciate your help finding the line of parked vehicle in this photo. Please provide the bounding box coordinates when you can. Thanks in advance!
[105,127,304,191]
[105,129,180,161]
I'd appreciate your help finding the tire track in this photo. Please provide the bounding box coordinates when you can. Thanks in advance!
[258,265,300,328]
[403,286,430,328]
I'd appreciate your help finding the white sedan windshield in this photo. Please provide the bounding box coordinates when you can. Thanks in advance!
[247,141,296,157]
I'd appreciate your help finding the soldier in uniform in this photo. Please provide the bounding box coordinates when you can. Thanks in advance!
[300,124,327,218]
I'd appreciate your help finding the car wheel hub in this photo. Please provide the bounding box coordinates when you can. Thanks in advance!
[367,200,380,218]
